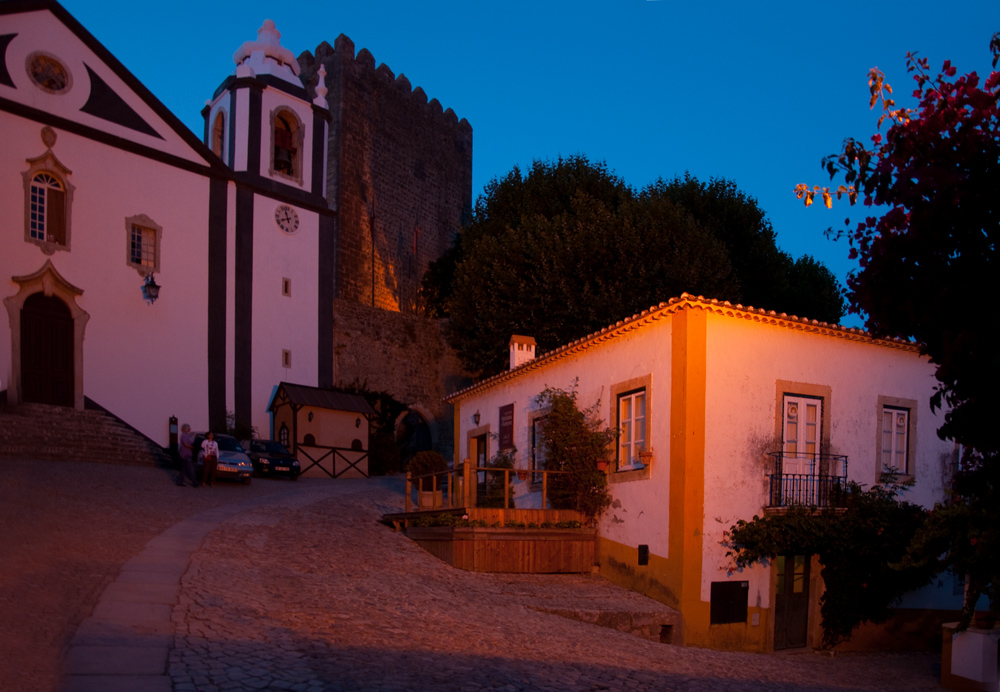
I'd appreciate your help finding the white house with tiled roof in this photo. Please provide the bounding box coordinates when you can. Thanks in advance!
[446,293,961,652]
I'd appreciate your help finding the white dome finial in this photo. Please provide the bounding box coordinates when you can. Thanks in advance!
[233,19,301,83]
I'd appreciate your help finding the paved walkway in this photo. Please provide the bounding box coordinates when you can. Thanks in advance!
[59,477,944,692]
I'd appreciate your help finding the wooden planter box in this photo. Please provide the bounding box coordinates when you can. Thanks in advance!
[407,525,596,573]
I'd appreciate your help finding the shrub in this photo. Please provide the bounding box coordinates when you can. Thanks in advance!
[480,447,516,508]
[407,450,449,491]
[535,382,615,518]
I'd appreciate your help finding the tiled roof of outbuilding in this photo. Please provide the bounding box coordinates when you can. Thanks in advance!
[271,382,375,415]
[444,293,920,403]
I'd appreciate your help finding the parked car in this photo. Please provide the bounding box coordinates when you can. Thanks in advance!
[243,439,301,480]
[192,433,253,484]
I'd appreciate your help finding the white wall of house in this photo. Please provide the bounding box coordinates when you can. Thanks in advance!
[699,313,952,608]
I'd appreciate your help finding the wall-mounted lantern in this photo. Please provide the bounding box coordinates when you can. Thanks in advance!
[141,274,161,305]
[473,410,481,426]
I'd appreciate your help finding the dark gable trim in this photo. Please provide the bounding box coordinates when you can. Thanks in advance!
[0,33,16,87]
[80,64,162,138]
[234,187,254,430]
[213,73,308,102]
[231,171,331,214]
[227,90,237,169]
[0,96,228,178]
[311,110,325,196]
[318,213,336,388]
[0,0,219,165]
[247,86,262,174]
[207,177,228,432]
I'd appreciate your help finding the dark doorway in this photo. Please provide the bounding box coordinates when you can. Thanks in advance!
[774,554,811,649]
[21,293,74,406]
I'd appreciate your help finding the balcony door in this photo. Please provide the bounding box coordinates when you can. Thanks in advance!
[782,395,822,474]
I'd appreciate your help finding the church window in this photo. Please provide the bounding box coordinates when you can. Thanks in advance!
[270,108,302,182]
[124,214,162,275]
[29,173,66,244]
[211,110,226,159]
[27,52,72,94]
[23,149,74,254]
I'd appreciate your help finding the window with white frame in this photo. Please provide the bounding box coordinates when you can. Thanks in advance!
[29,172,66,244]
[881,406,910,474]
[875,395,917,480]
[124,214,161,275]
[618,388,646,469]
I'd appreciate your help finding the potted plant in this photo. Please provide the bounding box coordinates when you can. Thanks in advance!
[408,450,449,510]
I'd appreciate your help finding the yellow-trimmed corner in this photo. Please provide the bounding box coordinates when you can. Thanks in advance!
[596,536,771,652]
[596,536,681,610]
[669,307,708,623]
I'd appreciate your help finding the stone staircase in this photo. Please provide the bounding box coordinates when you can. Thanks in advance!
[0,399,172,467]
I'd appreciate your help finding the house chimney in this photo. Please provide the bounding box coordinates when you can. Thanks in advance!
[509,335,536,370]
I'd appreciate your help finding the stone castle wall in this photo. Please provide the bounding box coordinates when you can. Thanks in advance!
[297,35,473,459]
[299,36,473,314]
[330,299,470,460]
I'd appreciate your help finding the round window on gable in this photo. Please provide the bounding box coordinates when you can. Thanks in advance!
[27,52,72,94]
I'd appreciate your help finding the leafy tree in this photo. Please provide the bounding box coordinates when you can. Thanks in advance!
[427,156,844,376]
[796,35,1000,457]
[795,33,1000,627]
[726,479,934,648]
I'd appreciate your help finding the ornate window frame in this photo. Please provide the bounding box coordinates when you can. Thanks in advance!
[124,213,162,276]
[23,150,74,254]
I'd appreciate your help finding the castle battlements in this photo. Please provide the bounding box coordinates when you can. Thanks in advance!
[298,34,471,133]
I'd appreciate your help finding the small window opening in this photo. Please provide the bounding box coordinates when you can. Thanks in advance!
[282,277,291,297]
[281,349,291,368]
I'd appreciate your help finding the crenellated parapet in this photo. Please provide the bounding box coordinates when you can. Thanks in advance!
[298,35,472,135]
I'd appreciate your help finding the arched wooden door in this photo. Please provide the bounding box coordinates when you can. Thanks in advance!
[20,293,74,406]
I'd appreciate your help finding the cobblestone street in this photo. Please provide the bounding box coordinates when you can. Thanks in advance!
[1,460,944,691]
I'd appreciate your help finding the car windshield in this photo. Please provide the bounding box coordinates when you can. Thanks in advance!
[215,436,244,453]
[252,440,290,455]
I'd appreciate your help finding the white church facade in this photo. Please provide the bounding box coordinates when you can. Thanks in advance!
[1,1,335,445]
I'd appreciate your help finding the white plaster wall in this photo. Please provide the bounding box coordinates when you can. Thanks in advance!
[452,320,674,559]
[250,199,318,435]
[1,114,211,444]
[1,11,211,165]
[700,313,952,607]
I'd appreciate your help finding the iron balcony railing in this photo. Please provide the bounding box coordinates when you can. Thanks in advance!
[767,451,849,509]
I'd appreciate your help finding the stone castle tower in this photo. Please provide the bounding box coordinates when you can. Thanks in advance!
[296,35,474,456]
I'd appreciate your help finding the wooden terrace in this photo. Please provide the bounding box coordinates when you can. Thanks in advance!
[383,462,596,574]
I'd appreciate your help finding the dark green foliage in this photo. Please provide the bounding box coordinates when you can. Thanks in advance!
[806,36,1000,622]
[480,448,516,508]
[424,157,844,376]
[727,479,934,648]
[897,457,1000,628]
[535,383,615,519]
[407,450,449,491]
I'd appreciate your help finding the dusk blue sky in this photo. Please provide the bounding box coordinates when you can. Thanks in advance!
[63,1,999,327]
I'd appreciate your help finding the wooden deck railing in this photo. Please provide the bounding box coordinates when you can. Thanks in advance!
[404,460,571,514]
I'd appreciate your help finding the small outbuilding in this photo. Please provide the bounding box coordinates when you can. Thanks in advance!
[269,382,375,478]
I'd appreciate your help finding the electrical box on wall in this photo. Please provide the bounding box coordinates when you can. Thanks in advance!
[638,544,649,566]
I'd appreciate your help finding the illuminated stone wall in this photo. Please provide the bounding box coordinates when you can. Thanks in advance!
[299,36,473,314]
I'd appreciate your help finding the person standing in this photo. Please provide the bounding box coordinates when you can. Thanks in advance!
[201,431,220,487]
[177,423,199,487]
